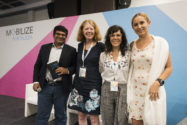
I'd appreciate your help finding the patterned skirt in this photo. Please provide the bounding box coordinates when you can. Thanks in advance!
[68,88,101,115]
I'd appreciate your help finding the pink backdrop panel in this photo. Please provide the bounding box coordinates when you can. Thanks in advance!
[0,16,79,99]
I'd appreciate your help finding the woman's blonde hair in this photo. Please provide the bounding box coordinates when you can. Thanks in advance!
[77,19,102,42]
[131,12,151,26]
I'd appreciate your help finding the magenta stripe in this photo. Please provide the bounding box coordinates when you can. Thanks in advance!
[0,16,79,98]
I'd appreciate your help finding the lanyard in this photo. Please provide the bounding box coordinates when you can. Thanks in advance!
[81,43,93,67]
[110,51,121,80]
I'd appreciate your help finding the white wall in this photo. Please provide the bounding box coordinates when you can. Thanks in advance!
[130,0,183,7]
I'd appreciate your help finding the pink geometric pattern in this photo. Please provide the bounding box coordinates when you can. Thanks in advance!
[0,16,79,99]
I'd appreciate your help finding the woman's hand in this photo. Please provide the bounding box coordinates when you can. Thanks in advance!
[148,81,160,101]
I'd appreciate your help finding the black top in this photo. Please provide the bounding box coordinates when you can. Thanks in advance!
[69,42,104,115]
[73,42,105,92]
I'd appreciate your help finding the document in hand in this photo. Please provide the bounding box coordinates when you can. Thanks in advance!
[47,61,60,79]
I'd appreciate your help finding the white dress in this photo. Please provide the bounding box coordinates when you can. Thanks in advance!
[129,40,155,120]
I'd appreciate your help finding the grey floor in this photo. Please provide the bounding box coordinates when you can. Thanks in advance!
[0,95,54,125]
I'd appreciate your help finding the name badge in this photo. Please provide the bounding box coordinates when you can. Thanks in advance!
[110,81,118,91]
[79,67,86,78]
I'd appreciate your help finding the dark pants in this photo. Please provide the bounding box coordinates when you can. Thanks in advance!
[36,84,68,125]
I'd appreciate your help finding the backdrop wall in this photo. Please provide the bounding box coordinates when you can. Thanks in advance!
[0,1,187,124]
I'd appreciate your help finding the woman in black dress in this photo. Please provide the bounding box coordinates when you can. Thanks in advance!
[68,19,104,125]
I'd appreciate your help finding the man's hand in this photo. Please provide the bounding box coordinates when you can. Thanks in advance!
[33,83,41,91]
[55,67,69,75]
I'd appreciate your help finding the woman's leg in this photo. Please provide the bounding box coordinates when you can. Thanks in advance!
[78,112,88,125]
[132,119,143,125]
[90,115,100,125]
[101,82,115,125]
[115,84,128,125]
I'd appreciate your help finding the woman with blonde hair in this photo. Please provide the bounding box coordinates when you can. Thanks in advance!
[128,12,173,125]
[68,19,104,125]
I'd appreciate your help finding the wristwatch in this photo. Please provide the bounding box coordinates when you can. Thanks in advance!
[156,78,165,86]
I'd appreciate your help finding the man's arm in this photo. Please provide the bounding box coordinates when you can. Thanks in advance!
[67,48,77,75]
[33,46,43,82]
[33,46,43,91]
[55,47,77,76]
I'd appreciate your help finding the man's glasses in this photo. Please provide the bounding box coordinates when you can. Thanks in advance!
[55,33,66,37]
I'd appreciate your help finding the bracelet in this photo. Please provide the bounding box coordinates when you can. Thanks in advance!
[156,78,165,86]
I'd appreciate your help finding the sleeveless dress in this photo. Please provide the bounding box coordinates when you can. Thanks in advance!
[68,42,105,115]
[129,40,155,120]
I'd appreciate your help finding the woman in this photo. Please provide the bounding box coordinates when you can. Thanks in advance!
[99,25,130,125]
[68,19,104,125]
[128,12,173,125]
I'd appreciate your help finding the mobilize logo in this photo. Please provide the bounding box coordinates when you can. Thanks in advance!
[6,26,33,40]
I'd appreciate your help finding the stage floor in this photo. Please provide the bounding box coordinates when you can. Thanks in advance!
[0,95,54,125]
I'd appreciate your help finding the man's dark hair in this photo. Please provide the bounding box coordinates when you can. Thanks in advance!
[53,25,68,36]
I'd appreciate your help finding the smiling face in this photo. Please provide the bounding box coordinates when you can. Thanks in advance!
[53,30,67,47]
[82,22,95,41]
[110,30,122,49]
[132,15,150,37]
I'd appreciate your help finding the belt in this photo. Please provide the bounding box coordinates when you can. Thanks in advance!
[45,79,61,86]
[48,82,56,86]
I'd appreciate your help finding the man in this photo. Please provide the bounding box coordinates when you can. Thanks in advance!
[33,25,76,125]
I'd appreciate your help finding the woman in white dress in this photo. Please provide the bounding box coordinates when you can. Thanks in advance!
[128,12,173,125]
